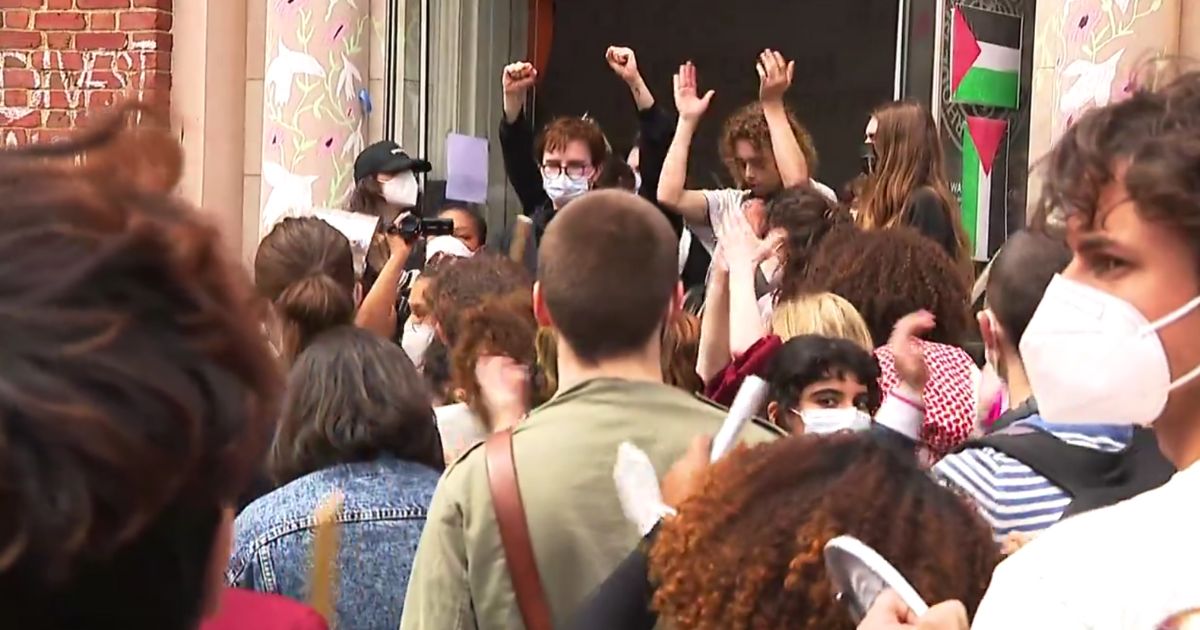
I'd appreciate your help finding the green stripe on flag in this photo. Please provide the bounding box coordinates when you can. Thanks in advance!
[962,130,980,252]
[956,67,1019,108]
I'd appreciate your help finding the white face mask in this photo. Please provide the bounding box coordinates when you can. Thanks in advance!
[544,173,589,206]
[382,172,420,208]
[401,318,436,372]
[799,407,873,435]
[632,170,643,194]
[1020,274,1200,426]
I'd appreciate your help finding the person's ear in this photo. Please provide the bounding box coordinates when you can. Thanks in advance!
[977,309,1001,352]
[353,281,364,308]
[533,282,554,327]
[767,400,780,424]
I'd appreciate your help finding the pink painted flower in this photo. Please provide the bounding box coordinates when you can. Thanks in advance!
[1067,3,1101,43]
[267,126,284,148]
[318,134,339,156]
[275,0,306,18]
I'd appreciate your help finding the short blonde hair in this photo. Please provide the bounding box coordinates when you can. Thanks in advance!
[771,292,875,351]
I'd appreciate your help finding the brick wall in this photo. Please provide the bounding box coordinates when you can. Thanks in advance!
[0,0,172,146]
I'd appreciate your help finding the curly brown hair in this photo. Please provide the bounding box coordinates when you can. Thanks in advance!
[721,102,819,186]
[450,289,544,430]
[0,103,281,627]
[794,226,971,347]
[649,433,999,629]
[1034,70,1200,273]
[428,252,532,346]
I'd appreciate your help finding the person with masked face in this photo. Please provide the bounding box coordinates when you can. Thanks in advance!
[963,71,1200,630]
[764,335,881,434]
[859,102,974,285]
[499,61,608,255]
[349,140,432,219]
[398,236,475,372]
[931,230,1173,543]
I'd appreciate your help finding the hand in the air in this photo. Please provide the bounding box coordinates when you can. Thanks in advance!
[717,203,782,272]
[890,311,936,391]
[606,46,641,84]
[475,355,530,432]
[673,61,714,123]
[757,49,795,104]
[502,61,537,95]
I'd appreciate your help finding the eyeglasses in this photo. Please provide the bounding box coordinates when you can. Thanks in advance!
[541,163,591,180]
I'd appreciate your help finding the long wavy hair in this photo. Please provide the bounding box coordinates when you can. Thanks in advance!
[858,101,973,281]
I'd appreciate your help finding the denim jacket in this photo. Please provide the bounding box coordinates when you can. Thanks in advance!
[228,457,441,630]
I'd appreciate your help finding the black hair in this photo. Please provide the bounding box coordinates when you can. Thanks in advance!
[595,153,637,191]
[766,335,882,420]
[986,230,1073,346]
[438,202,489,247]
[270,326,444,484]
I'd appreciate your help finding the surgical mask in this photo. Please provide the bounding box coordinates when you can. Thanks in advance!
[798,407,873,435]
[382,172,419,208]
[544,173,589,206]
[860,142,877,175]
[633,170,643,194]
[401,318,436,371]
[1020,274,1200,426]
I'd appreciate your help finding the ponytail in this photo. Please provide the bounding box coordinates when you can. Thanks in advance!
[276,273,356,362]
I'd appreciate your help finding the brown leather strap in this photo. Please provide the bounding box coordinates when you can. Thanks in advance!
[485,429,553,630]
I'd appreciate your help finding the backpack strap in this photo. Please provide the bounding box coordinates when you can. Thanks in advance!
[485,429,553,630]
[963,425,1174,517]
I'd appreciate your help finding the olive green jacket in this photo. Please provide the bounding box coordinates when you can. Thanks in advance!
[399,378,782,629]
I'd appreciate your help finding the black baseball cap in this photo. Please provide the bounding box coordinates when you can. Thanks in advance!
[354,140,432,182]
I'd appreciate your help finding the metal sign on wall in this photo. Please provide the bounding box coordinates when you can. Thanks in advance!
[901,0,1034,261]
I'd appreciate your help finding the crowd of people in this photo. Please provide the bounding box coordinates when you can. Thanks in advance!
[0,41,1198,630]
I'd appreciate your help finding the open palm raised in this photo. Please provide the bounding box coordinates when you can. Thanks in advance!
[673,61,714,122]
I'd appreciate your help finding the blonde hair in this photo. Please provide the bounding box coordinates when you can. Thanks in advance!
[771,293,875,351]
[534,326,559,397]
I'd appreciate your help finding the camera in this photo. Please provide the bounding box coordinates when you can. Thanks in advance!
[386,214,455,239]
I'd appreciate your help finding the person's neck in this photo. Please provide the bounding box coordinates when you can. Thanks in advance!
[1003,359,1033,412]
[555,342,663,393]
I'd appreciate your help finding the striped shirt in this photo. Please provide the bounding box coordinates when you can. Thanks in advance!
[932,416,1133,541]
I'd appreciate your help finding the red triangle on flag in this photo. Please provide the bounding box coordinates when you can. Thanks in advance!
[967,116,1008,176]
[951,9,981,94]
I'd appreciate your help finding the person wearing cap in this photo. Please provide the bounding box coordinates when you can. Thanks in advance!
[348,140,433,221]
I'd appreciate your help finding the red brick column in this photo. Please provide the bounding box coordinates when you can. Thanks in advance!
[0,0,172,146]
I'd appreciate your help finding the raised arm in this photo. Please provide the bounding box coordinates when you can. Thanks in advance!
[355,230,410,339]
[657,62,714,226]
[757,50,809,187]
[498,61,548,215]
[607,46,684,235]
[696,246,731,383]
[606,46,655,111]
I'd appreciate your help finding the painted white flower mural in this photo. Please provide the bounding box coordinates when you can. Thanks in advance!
[265,42,326,107]
[261,161,319,236]
[1059,49,1125,114]
[335,53,363,103]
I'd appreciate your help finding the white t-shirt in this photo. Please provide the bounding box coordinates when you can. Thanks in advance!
[972,460,1200,630]
[687,180,839,257]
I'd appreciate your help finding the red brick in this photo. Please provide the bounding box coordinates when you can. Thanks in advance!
[75,32,126,50]
[0,29,42,49]
[0,0,44,8]
[32,51,82,71]
[89,11,116,29]
[77,0,130,7]
[5,9,32,28]
[118,9,169,30]
[45,110,73,128]
[34,11,88,30]
[133,0,171,8]
[2,52,30,69]
[46,0,72,8]
[86,69,119,87]
[4,129,28,145]
[7,110,41,128]
[130,30,169,51]
[2,69,37,88]
[38,130,74,143]
[87,89,116,108]
[46,32,73,48]
[3,89,28,106]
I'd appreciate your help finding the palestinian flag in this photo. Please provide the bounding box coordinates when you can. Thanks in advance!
[962,116,1007,260]
[951,7,1022,109]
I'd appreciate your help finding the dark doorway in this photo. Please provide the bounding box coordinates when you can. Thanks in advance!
[533,0,900,194]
